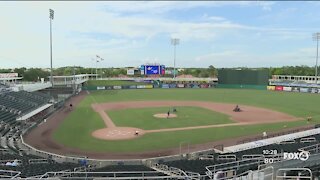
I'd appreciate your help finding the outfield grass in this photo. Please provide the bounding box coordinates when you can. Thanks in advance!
[53,115,313,152]
[107,106,234,130]
[53,88,320,152]
[86,80,148,86]
[88,88,320,118]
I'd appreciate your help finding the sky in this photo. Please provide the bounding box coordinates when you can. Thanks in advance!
[1,1,320,69]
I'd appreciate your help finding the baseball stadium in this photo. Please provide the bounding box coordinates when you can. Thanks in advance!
[1,67,320,179]
[2,1,320,180]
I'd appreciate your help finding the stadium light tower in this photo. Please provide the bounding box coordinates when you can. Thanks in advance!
[100,58,104,79]
[171,38,180,79]
[95,55,99,80]
[49,9,54,87]
[95,55,103,80]
[91,58,95,78]
[313,32,320,85]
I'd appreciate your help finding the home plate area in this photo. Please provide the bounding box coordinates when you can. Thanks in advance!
[92,127,145,140]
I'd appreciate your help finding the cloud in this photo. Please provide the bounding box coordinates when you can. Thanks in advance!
[257,1,275,11]
[0,1,317,69]
[101,1,276,14]
[194,48,317,68]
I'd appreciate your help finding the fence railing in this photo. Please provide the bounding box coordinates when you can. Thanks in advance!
[0,170,21,179]
[275,168,312,180]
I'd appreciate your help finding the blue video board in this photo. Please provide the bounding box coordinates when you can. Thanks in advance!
[145,65,160,75]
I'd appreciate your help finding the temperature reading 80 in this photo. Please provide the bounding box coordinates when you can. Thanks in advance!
[264,157,274,164]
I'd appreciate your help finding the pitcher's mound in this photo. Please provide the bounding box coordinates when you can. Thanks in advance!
[92,127,145,140]
[153,113,177,118]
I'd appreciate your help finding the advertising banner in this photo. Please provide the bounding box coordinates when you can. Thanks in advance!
[209,84,215,88]
[129,85,137,89]
[142,80,153,83]
[122,86,130,89]
[0,73,18,78]
[283,87,292,92]
[160,65,165,75]
[311,88,318,93]
[291,87,299,92]
[137,85,145,89]
[105,86,113,90]
[169,84,177,88]
[318,88,320,93]
[192,84,200,88]
[113,86,122,90]
[275,86,283,91]
[185,83,192,88]
[162,84,169,88]
[97,86,105,90]
[177,84,185,88]
[201,84,209,88]
[144,85,153,89]
[127,69,135,75]
[165,70,172,75]
[299,88,309,93]
[267,86,275,91]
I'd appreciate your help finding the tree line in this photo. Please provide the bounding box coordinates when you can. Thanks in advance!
[0,65,317,81]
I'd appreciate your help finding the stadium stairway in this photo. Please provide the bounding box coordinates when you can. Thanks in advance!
[0,137,7,149]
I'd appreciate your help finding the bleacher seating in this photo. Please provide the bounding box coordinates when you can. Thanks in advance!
[163,160,215,174]
[159,135,320,177]
[1,89,320,179]
[84,165,166,178]
[0,89,85,179]
[92,165,153,172]
[0,110,16,124]
[0,83,11,94]
[1,139,79,178]
[0,91,51,125]
[0,161,80,178]
[0,91,50,112]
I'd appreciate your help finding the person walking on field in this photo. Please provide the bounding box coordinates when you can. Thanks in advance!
[173,107,177,112]
[167,110,170,118]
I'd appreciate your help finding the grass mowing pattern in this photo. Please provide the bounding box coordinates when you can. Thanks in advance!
[107,106,234,130]
[54,117,312,152]
[53,88,320,152]
[89,89,320,118]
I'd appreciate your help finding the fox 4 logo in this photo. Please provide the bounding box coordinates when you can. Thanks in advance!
[283,151,310,161]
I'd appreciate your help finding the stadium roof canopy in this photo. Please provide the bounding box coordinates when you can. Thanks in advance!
[0,73,22,81]
[49,74,91,86]
[0,77,23,81]
[50,74,95,78]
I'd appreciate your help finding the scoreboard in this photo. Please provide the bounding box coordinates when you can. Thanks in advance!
[141,65,165,75]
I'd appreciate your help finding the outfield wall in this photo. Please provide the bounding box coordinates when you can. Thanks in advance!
[267,85,320,94]
[215,84,266,90]
[83,83,215,91]
[218,69,269,85]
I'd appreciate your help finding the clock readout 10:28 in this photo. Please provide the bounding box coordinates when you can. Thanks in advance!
[263,149,278,155]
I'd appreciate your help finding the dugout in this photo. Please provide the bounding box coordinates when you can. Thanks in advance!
[217,69,269,90]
